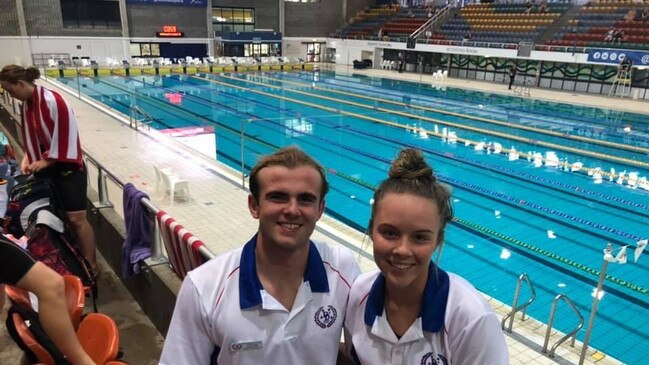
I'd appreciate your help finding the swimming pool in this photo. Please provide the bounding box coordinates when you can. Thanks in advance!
[63,70,648,364]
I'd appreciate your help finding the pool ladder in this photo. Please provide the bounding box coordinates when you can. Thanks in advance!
[129,105,154,131]
[502,273,585,359]
[502,273,536,332]
[543,294,584,358]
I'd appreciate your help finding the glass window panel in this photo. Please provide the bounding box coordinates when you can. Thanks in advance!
[261,44,269,55]
[314,44,321,53]
[244,9,254,23]
[232,9,244,23]
[221,9,233,22]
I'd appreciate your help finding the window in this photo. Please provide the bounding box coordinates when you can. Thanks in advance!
[243,43,280,57]
[61,0,121,29]
[212,7,255,35]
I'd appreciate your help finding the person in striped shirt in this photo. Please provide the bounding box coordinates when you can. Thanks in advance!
[0,65,97,272]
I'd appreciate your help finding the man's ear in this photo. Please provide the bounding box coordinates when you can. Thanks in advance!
[248,194,260,219]
[317,199,325,218]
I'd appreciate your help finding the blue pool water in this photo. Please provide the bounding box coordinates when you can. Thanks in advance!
[63,71,648,364]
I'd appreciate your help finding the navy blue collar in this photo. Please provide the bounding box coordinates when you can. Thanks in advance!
[364,264,450,333]
[239,234,330,309]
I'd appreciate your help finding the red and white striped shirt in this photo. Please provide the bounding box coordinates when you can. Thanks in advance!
[21,85,82,166]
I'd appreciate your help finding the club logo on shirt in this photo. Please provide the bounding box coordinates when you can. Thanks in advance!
[314,305,337,328]
[421,352,448,365]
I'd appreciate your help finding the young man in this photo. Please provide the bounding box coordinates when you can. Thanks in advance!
[0,238,95,365]
[160,146,361,364]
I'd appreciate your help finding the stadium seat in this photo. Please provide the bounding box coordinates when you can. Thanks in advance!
[76,313,120,364]
[4,285,31,310]
[10,312,55,365]
[63,275,85,330]
[6,275,85,330]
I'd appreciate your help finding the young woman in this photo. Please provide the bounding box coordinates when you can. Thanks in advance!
[344,148,509,365]
[0,65,97,272]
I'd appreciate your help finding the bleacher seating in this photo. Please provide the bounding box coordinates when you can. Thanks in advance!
[546,0,649,50]
[333,4,435,39]
[438,3,569,45]
[335,5,398,38]
[331,1,649,53]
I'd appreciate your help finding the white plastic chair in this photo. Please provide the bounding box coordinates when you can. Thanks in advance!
[153,165,175,196]
[163,172,190,205]
[154,165,190,205]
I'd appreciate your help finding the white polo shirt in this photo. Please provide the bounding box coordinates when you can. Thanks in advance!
[160,234,361,365]
[344,266,509,365]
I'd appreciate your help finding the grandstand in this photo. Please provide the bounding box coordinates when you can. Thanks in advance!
[439,3,570,45]
[547,0,649,50]
[329,1,649,98]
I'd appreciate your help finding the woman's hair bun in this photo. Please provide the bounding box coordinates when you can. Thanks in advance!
[388,148,435,182]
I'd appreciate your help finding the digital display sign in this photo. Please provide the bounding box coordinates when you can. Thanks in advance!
[157,25,184,38]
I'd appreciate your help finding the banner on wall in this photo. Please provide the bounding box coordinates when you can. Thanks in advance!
[587,49,649,66]
[126,0,206,6]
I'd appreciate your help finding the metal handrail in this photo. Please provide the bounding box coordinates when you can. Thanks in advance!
[543,294,584,357]
[411,4,453,39]
[129,105,155,130]
[501,273,536,333]
[82,148,216,263]
[1,83,217,274]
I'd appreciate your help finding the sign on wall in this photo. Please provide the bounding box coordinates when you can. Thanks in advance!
[126,0,206,6]
[587,49,649,66]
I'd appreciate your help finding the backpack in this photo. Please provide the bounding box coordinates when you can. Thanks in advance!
[27,222,98,311]
[4,176,64,238]
[5,304,72,365]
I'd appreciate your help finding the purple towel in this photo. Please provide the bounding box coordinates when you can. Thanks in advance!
[121,183,151,278]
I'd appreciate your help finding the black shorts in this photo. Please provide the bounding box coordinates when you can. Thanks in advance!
[35,162,88,212]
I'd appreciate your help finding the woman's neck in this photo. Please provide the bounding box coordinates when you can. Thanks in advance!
[384,289,423,337]
[23,82,36,104]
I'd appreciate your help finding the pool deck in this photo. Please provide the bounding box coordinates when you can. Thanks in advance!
[5,63,643,364]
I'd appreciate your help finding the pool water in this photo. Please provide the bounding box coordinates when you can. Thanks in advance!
[64,71,648,364]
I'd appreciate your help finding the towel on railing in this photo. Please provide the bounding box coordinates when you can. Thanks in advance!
[122,183,151,278]
[156,211,208,278]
